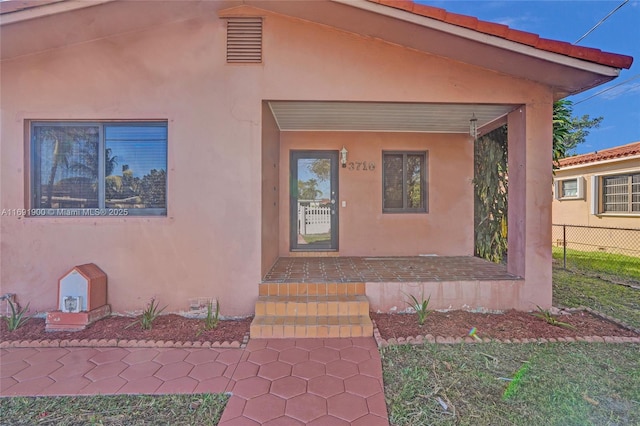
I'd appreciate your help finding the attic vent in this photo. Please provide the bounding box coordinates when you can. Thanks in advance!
[227,17,263,63]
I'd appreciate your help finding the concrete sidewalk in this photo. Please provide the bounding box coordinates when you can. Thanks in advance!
[1,337,389,425]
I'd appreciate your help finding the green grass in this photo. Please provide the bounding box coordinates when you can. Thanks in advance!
[552,247,640,283]
[0,393,229,425]
[302,233,331,244]
[553,266,640,329]
[382,342,640,426]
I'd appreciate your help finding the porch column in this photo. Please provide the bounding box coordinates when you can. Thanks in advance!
[507,102,553,309]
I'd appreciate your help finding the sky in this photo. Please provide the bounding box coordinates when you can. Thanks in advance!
[105,125,167,178]
[298,159,331,199]
[423,0,640,154]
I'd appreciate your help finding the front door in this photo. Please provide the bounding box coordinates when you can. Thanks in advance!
[290,151,339,251]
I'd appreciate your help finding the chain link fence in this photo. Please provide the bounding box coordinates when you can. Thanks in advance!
[552,224,640,285]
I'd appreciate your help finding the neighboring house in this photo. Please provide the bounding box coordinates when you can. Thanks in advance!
[554,141,640,228]
[0,0,633,328]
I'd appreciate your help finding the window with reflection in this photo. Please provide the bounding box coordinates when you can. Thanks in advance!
[31,121,167,216]
[382,151,428,213]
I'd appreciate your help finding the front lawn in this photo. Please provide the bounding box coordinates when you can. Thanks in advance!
[302,232,331,244]
[0,393,229,426]
[552,247,640,283]
[553,266,640,329]
[382,342,640,426]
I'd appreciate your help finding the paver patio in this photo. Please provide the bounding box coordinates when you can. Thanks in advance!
[0,337,388,425]
[263,256,520,283]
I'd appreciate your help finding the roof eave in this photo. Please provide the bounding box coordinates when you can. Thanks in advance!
[330,0,632,99]
[0,0,113,25]
[336,0,623,78]
[558,154,640,171]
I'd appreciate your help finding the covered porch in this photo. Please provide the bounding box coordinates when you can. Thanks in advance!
[260,98,535,320]
[252,256,524,337]
[260,256,523,314]
[253,0,631,324]
[263,256,519,283]
[261,98,545,316]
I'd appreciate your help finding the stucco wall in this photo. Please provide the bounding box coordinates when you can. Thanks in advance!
[278,132,474,256]
[506,105,553,308]
[261,103,281,276]
[1,4,554,314]
[1,9,264,316]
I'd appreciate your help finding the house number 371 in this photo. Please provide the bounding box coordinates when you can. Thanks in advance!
[347,161,375,171]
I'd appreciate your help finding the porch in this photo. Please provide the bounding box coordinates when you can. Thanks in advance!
[251,256,524,339]
[261,99,552,322]
[263,256,520,283]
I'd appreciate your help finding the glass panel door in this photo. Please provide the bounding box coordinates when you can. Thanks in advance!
[290,151,339,251]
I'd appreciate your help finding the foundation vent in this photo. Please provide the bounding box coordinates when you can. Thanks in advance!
[226,17,263,63]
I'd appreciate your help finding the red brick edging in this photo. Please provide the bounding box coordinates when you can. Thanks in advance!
[372,307,640,348]
[0,332,250,349]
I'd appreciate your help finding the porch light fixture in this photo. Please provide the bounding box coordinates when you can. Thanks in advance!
[469,113,478,139]
[340,146,348,168]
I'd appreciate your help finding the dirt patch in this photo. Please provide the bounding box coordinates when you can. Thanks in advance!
[1,314,252,344]
[2,310,637,345]
[371,310,638,341]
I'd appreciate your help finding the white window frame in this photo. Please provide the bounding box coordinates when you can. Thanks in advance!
[591,170,640,216]
[554,177,584,200]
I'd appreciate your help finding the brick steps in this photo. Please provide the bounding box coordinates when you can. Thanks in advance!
[259,282,366,297]
[251,283,373,338]
[250,314,373,338]
[255,295,369,317]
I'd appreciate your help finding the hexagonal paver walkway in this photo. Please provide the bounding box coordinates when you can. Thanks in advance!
[1,338,388,425]
[1,346,242,397]
[219,337,388,425]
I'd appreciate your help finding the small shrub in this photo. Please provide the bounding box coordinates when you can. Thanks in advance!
[405,292,431,326]
[197,299,220,336]
[4,299,31,331]
[533,306,576,329]
[126,298,167,330]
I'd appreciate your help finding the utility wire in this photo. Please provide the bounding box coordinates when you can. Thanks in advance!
[574,0,629,44]
[573,74,640,105]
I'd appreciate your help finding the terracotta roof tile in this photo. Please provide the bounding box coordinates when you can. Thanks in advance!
[558,142,640,167]
[506,28,541,47]
[367,0,633,69]
[376,0,416,12]
[476,21,509,38]
[412,3,446,20]
[537,39,573,56]
[444,11,478,29]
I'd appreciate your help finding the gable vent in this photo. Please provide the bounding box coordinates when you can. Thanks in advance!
[226,17,263,63]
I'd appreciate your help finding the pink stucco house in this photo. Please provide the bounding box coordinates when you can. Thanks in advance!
[0,0,632,337]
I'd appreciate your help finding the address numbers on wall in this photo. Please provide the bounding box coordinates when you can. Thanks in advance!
[347,162,375,171]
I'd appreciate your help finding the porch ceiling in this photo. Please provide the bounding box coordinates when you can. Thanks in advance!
[268,101,515,133]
